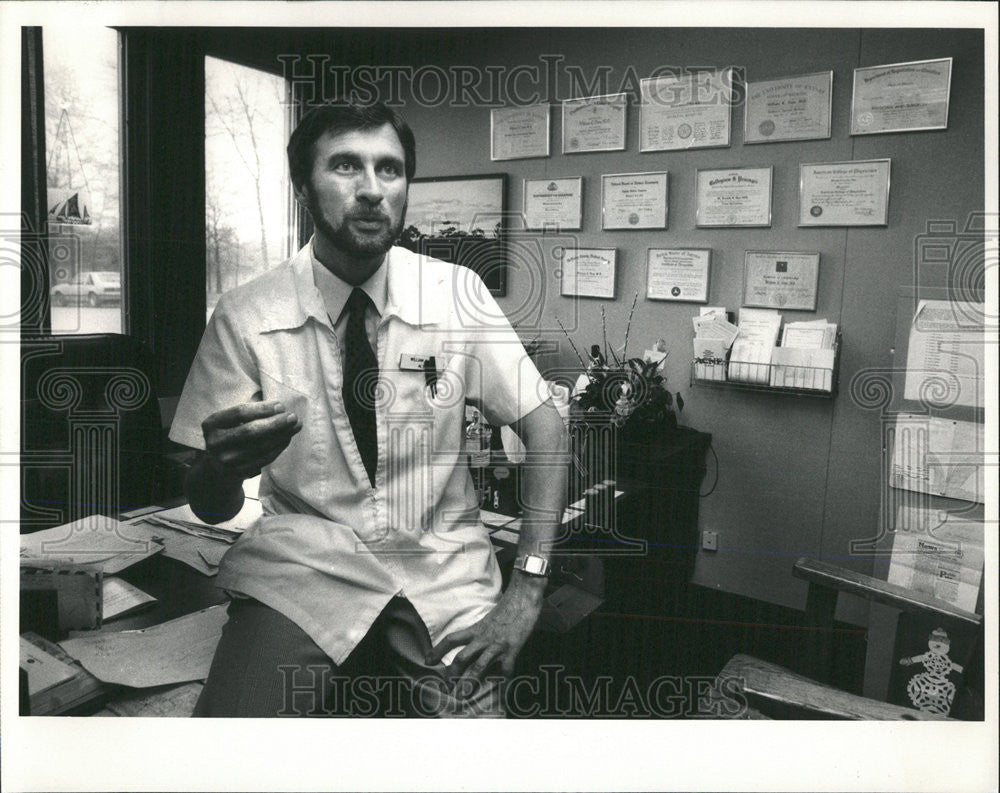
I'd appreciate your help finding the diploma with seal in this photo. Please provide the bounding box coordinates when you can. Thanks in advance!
[799,159,891,226]
[744,71,833,144]
[646,248,710,303]
[560,248,616,299]
[602,172,668,230]
[523,177,583,230]
[742,250,820,311]
[851,58,952,135]
[639,68,733,152]
[562,93,627,154]
[491,104,550,161]
[696,167,772,227]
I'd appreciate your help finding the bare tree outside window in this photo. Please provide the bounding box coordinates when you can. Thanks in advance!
[43,27,122,334]
[205,57,292,319]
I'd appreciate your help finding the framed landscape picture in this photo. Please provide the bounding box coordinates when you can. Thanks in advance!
[398,174,508,295]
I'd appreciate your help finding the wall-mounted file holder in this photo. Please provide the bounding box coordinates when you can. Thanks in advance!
[690,333,841,398]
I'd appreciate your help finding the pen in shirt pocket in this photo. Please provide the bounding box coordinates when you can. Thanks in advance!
[423,356,438,398]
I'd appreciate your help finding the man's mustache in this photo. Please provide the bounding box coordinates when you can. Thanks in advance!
[350,209,390,222]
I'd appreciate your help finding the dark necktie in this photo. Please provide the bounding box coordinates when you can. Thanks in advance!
[342,288,378,487]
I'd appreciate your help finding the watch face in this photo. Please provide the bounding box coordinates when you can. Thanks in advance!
[517,555,549,576]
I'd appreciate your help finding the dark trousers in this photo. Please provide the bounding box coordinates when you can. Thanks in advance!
[193,596,505,717]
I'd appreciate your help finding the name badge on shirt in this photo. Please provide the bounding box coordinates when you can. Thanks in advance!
[399,353,433,371]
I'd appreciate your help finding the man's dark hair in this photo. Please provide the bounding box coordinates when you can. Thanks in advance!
[287,102,417,190]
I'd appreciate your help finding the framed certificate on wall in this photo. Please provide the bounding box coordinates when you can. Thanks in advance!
[646,248,711,303]
[639,69,733,152]
[562,93,627,154]
[601,172,668,230]
[851,58,952,135]
[491,105,551,160]
[799,159,891,226]
[744,71,833,144]
[742,250,820,310]
[560,248,617,299]
[523,177,583,230]
[696,166,773,227]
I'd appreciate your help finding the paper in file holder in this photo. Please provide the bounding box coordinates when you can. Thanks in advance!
[691,333,841,397]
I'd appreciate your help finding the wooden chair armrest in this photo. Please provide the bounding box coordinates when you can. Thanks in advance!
[793,557,981,629]
[717,654,950,720]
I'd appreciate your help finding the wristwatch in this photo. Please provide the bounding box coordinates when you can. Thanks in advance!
[512,553,551,577]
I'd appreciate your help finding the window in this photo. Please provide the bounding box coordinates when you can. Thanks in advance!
[205,56,293,320]
[43,27,123,334]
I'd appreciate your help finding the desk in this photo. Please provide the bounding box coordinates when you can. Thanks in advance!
[22,496,611,716]
[24,427,711,718]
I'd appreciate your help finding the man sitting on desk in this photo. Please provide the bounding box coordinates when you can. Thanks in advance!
[169,101,568,717]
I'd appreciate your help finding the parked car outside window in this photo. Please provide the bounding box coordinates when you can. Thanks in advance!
[50,271,121,307]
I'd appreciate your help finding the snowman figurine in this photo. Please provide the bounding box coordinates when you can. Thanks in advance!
[898,627,964,715]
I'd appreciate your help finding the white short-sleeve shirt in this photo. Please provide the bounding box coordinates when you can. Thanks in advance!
[169,244,548,664]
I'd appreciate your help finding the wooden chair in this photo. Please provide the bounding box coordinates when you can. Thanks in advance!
[711,557,982,720]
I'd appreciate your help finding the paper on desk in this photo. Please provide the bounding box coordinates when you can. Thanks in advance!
[890,414,984,503]
[102,577,157,621]
[198,544,229,568]
[903,299,984,409]
[20,636,79,695]
[59,604,229,688]
[123,520,225,576]
[20,516,164,574]
[490,528,521,546]
[151,497,262,535]
[99,681,204,718]
[567,493,623,512]
[538,584,604,633]
[480,509,515,528]
[887,506,983,613]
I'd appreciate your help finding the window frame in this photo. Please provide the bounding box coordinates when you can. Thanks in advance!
[22,25,128,337]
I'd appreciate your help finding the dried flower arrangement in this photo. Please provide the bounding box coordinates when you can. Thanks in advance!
[556,294,683,437]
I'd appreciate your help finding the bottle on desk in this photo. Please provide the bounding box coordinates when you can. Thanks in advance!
[465,409,492,469]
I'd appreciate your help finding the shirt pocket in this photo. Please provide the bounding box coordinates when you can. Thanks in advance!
[259,369,315,423]
[255,369,320,487]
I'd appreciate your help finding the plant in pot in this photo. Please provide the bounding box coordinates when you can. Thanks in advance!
[558,297,684,451]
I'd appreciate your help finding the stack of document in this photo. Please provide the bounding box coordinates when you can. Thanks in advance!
[729,309,782,384]
[124,499,261,576]
[692,307,739,381]
[782,319,837,350]
[771,319,838,390]
[20,515,164,574]
[19,632,106,716]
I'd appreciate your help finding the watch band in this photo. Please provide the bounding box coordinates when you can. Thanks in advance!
[513,553,551,577]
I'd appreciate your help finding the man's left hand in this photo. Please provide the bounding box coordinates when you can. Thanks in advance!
[427,575,546,680]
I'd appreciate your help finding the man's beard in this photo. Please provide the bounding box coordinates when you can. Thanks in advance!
[307,187,406,260]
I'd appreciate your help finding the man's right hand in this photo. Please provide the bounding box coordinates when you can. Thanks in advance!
[201,401,303,482]
[185,401,303,524]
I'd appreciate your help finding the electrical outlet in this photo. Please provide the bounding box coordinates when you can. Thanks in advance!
[702,530,718,551]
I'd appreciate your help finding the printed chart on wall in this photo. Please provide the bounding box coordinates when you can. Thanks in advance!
[890,414,985,503]
[903,300,985,410]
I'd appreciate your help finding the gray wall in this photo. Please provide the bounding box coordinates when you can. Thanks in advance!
[397,27,985,612]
